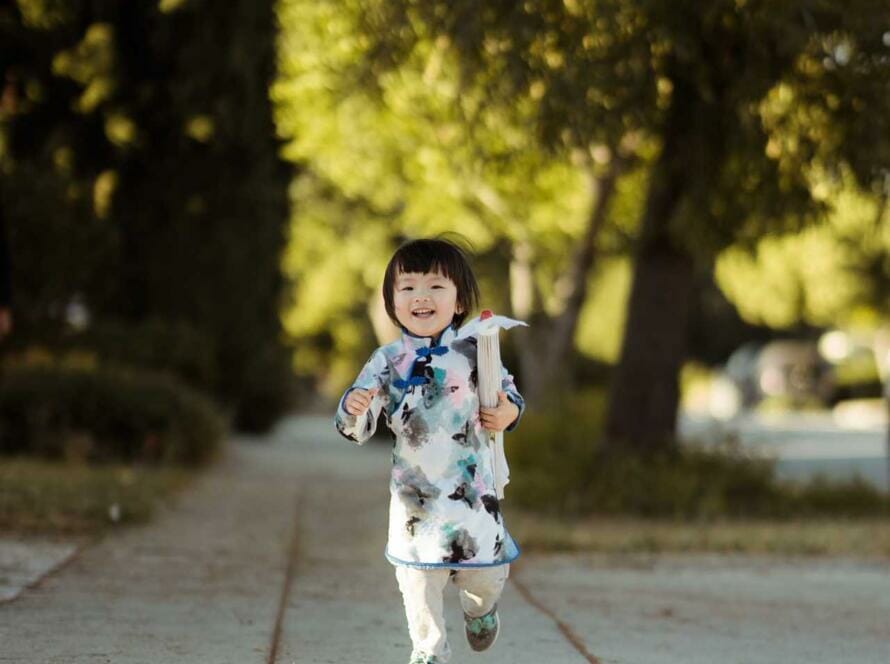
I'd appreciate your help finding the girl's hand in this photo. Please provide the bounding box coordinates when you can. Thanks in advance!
[344,386,379,416]
[480,391,520,432]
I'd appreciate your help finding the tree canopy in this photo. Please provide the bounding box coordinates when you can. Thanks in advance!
[275,0,889,452]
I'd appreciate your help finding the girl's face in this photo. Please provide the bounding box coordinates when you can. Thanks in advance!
[394,269,463,337]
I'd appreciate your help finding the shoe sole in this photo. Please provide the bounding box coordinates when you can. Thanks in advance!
[466,610,499,652]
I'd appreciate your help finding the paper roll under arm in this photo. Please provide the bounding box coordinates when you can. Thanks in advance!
[477,327,502,410]
[476,310,522,499]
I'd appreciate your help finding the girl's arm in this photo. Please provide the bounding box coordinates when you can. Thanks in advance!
[334,349,390,444]
[500,363,525,432]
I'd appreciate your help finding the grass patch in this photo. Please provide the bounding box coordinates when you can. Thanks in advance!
[0,457,196,536]
[509,511,890,558]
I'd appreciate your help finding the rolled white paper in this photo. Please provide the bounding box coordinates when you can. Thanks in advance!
[474,312,526,499]
[455,313,529,341]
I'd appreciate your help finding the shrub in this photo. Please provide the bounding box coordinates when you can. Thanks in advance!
[62,316,220,393]
[232,342,297,433]
[0,363,226,466]
[789,474,889,517]
[506,388,889,519]
[3,315,221,395]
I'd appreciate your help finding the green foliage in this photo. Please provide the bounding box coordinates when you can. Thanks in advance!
[574,256,633,363]
[231,342,298,433]
[715,172,890,328]
[0,363,226,466]
[792,474,889,517]
[351,0,890,451]
[2,315,221,394]
[272,0,890,401]
[361,0,890,256]
[1,0,294,432]
[73,317,219,393]
[507,388,889,518]
[507,389,609,514]
[273,0,653,394]
[274,0,590,239]
[510,513,890,556]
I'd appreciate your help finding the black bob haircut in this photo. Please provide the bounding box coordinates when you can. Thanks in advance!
[383,236,480,329]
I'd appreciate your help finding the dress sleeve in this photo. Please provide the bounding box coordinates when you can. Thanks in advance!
[500,363,525,433]
[334,349,390,445]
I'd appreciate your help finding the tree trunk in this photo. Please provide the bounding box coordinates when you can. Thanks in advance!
[510,239,550,402]
[512,161,620,406]
[604,108,697,454]
[545,167,619,377]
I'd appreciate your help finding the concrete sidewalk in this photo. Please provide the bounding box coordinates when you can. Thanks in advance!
[0,428,300,662]
[0,535,86,604]
[0,414,580,663]
[269,416,581,664]
[2,413,889,663]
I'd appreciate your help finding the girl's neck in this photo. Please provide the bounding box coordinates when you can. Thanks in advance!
[399,321,454,343]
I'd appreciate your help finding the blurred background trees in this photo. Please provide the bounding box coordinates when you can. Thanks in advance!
[275,0,889,454]
[1,0,888,467]
[1,0,294,432]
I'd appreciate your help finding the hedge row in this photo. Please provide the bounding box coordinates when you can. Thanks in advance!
[8,316,220,395]
[0,364,226,466]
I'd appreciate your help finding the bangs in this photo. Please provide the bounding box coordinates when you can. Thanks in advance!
[392,253,457,283]
[382,237,480,329]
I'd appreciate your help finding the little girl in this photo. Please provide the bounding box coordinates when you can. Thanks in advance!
[334,237,525,664]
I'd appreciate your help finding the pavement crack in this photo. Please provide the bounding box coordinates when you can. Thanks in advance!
[510,560,603,664]
[266,490,303,664]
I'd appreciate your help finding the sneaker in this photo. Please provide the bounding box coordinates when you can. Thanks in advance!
[464,602,499,652]
[409,655,441,664]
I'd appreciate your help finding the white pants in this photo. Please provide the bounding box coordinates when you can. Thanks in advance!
[394,564,510,663]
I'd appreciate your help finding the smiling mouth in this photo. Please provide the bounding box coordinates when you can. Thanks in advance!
[412,309,435,318]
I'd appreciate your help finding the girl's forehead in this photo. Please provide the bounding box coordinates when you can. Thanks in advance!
[396,269,451,282]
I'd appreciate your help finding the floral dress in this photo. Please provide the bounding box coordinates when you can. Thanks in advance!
[334,317,525,570]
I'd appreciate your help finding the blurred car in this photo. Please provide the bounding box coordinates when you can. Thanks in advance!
[723,341,762,409]
[757,340,835,406]
[724,339,835,410]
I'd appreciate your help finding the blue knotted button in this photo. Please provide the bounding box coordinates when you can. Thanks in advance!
[416,345,449,358]
[392,376,429,389]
